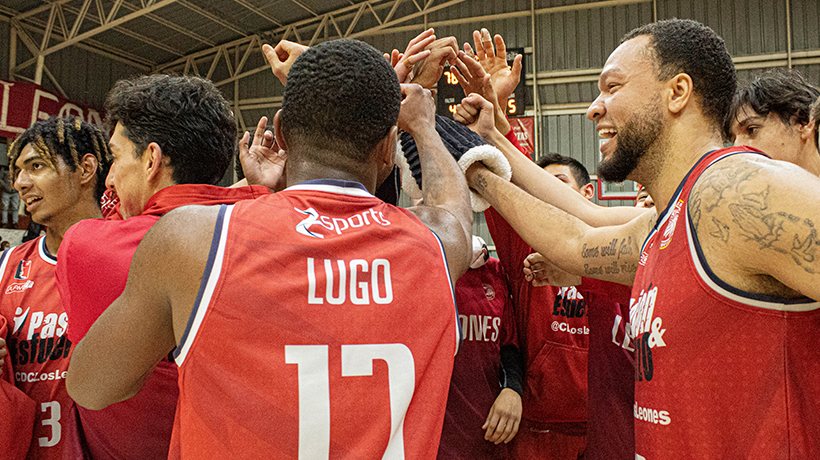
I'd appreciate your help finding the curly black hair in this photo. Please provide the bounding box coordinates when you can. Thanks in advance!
[729,69,820,145]
[536,153,591,187]
[812,95,820,148]
[104,74,235,185]
[8,116,111,202]
[623,19,736,140]
[281,39,401,164]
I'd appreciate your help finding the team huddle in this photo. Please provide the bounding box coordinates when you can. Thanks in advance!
[1,17,819,460]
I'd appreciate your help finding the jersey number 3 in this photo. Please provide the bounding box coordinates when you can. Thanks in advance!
[285,344,415,459]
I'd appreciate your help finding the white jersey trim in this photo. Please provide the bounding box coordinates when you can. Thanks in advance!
[175,204,235,366]
[685,207,820,311]
[38,236,57,265]
[0,245,18,281]
[285,183,374,198]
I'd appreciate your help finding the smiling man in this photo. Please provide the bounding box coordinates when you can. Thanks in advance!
[0,116,109,460]
[461,18,820,458]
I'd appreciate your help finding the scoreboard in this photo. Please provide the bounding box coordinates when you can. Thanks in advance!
[436,48,528,119]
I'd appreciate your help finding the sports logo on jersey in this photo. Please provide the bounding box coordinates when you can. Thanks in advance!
[6,260,35,293]
[6,308,72,368]
[629,284,666,382]
[6,280,34,294]
[295,207,324,239]
[13,307,29,334]
[553,286,586,319]
[294,206,391,239]
[660,200,684,249]
[14,260,32,280]
[482,284,495,301]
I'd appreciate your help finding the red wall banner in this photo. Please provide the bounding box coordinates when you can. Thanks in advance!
[0,80,104,139]
[509,117,534,156]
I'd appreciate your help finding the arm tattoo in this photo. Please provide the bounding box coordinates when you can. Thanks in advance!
[692,162,819,275]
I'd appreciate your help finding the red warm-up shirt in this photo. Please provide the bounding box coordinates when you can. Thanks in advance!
[56,183,269,460]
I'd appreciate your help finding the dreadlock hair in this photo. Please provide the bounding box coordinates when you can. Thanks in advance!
[536,152,591,187]
[8,116,111,202]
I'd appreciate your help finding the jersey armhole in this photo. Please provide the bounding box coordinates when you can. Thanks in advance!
[174,204,234,365]
[429,229,462,355]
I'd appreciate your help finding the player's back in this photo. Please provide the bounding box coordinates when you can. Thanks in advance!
[170,180,459,459]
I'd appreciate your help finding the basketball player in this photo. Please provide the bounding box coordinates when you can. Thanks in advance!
[56,74,270,460]
[461,19,820,458]
[67,39,472,458]
[0,116,109,459]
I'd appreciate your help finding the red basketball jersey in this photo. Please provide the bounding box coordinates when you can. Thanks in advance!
[0,237,75,460]
[631,148,820,459]
[170,179,459,459]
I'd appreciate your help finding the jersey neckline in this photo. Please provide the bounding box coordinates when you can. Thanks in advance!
[285,179,374,198]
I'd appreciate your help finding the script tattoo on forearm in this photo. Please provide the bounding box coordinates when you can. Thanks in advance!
[580,236,639,277]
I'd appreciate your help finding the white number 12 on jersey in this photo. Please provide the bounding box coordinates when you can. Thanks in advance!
[285,344,415,460]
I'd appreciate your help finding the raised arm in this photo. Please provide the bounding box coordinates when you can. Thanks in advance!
[457,94,647,227]
[67,206,218,409]
[467,162,655,286]
[399,84,472,280]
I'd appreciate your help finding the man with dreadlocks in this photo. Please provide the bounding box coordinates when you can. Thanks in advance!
[0,115,109,460]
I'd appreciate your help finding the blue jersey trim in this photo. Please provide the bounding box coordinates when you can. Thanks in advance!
[174,204,228,360]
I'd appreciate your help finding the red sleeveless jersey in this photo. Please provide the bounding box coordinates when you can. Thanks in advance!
[0,237,75,460]
[631,148,820,459]
[170,179,459,459]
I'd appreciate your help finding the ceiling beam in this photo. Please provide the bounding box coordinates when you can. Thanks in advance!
[232,0,283,27]
[39,0,182,56]
[178,0,247,37]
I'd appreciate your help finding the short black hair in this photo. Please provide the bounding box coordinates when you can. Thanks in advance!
[281,39,401,163]
[105,74,235,185]
[623,19,736,140]
[536,153,591,186]
[8,116,111,202]
[730,69,820,146]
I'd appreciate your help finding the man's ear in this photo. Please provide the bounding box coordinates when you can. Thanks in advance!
[580,183,595,201]
[798,118,816,142]
[666,73,694,115]
[273,110,288,152]
[376,125,399,168]
[144,142,165,182]
[78,153,99,187]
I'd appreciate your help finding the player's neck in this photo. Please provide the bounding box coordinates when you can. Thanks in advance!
[43,201,103,255]
[286,152,379,193]
[798,146,820,176]
[639,124,724,214]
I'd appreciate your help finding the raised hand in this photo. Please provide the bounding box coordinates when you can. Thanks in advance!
[453,92,497,141]
[239,116,287,192]
[410,36,458,90]
[263,40,309,86]
[397,84,436,135]
[451,50,511,134]
[465,28,523,103]
[391,28,436,83]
